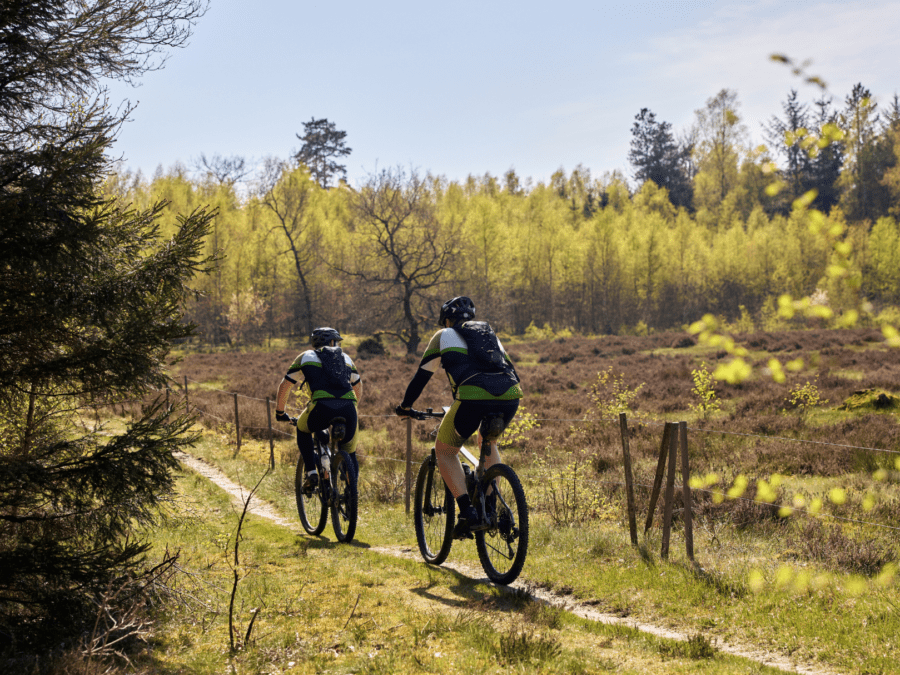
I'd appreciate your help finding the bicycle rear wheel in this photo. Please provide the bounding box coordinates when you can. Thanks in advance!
[295,453,326,535]
[330,450,358,543]
[475,464,529,585]
[413,456,454,564]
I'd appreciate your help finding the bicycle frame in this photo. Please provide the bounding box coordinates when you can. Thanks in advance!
[417,407,510,527]
[406,404,529,583]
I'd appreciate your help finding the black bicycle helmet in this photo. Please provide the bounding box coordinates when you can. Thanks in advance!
[439,296,475,326]
[310,327,343,349]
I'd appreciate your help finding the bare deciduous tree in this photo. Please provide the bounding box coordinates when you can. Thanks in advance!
[195,153,251,186]
[258,158,321,335]
[338,168,460,355]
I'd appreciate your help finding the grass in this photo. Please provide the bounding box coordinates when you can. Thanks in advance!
[114,457,792,675]
[59,327,900,673]
[158,424,900,674]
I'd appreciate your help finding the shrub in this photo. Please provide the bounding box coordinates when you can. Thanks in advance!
[786,518,896,575]
[356,335,387,359]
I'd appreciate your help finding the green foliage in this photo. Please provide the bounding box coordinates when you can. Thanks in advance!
[523,322,573,341]
[0,0,214,646]
[499,404,540,448]
[723,305,755,333]
[225,287,268,345]
[528,448,616,526]
[589,367,645,419]
[690,362,721,420]
[784,379,828,414]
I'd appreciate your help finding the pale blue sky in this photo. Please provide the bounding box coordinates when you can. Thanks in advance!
[106,0,900,187]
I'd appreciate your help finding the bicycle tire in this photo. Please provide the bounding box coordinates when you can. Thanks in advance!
[330,450,358,543]
[475,464,529,585]
[295,452,327,535]
[413,456,455,565]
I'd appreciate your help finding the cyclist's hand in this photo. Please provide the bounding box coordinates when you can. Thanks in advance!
[275,410,291,423]
[395,405,411,417]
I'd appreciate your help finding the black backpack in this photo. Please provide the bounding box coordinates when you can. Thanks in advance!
[454,321,519,382]
[317,346,351,387]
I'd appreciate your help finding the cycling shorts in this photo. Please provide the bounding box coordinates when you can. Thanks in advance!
[436,399,519,448]
[296,399,359,454]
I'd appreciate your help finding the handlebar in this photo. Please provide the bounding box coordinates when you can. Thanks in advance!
[395,406,445,421]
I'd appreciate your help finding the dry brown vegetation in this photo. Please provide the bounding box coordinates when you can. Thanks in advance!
[166,327,900,574]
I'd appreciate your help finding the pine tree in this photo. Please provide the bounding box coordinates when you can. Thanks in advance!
[764,90,815,211]
[838,83,889,222]
[807,96,845,213]
[293,117,352,188]
[628,108,693,209]
[0,0,214,646]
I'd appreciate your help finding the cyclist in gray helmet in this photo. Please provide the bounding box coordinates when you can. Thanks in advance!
[396,296,522,539]
[276,327,362,491]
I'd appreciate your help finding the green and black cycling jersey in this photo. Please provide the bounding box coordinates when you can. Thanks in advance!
[400,323,522,406]
[285,347,361,403]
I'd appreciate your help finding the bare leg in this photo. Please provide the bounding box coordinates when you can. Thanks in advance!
[435,439,467,498]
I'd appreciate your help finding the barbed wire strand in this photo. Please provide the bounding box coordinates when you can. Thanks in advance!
[167,396,900,538]
[583,477,900,533]
[156,379,900,457]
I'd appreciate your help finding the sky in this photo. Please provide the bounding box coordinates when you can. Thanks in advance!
[105,0,900,188]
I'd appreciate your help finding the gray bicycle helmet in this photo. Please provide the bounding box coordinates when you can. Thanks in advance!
[310,327,343,349]
[439,296,475,326]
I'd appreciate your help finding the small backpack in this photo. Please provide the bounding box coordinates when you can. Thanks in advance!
[454,321,519,382]
[317,346,351,387]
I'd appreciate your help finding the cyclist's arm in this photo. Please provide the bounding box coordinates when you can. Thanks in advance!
[399,330,442,409]
[275,377,293,415]
[276,364,307,416]
[400,368,433,408]
[352,379,363,404]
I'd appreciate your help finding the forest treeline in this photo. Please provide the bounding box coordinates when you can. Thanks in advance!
[106,84,900,353]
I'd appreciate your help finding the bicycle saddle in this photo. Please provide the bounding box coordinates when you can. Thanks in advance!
[479,413,506,442]
[331,417,347,443]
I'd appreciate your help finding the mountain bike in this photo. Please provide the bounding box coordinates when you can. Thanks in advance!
[400,407,529,585]
[291,416,358,543]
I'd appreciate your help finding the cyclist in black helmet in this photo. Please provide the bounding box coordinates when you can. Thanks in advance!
[276,327,362,491]
[396,296,523,538]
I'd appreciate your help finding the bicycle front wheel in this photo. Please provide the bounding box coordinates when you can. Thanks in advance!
[330,450,358,543]
[295,454,326,535]
[413,456,454,565]
[475,464,529,585]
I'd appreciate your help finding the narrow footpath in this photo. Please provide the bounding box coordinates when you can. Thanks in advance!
[174,451,841,675]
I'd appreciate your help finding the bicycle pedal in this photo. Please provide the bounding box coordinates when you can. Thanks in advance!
[452,528,474,541]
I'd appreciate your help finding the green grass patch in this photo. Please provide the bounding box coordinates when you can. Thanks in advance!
[148,425,900,675]
[119,453,794,675]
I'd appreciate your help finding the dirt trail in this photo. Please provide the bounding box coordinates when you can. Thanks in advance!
[174,451,840,675]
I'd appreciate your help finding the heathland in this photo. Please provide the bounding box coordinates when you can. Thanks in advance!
[103,326,900,674]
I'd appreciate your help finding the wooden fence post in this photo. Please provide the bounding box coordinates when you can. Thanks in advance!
[661,423,678,559]
[618,413,638,545]
[645,423,671,533]
[405,416,413,514]
[679,421,694,561]
[265,397,275,469]
[233,393,241,457]
[183,375,189,414]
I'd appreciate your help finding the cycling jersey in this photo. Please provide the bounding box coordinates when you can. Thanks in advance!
[285,348,361,402]
[401,326,522,406]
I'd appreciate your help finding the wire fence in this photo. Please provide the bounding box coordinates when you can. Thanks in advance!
[132,377,900,564]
